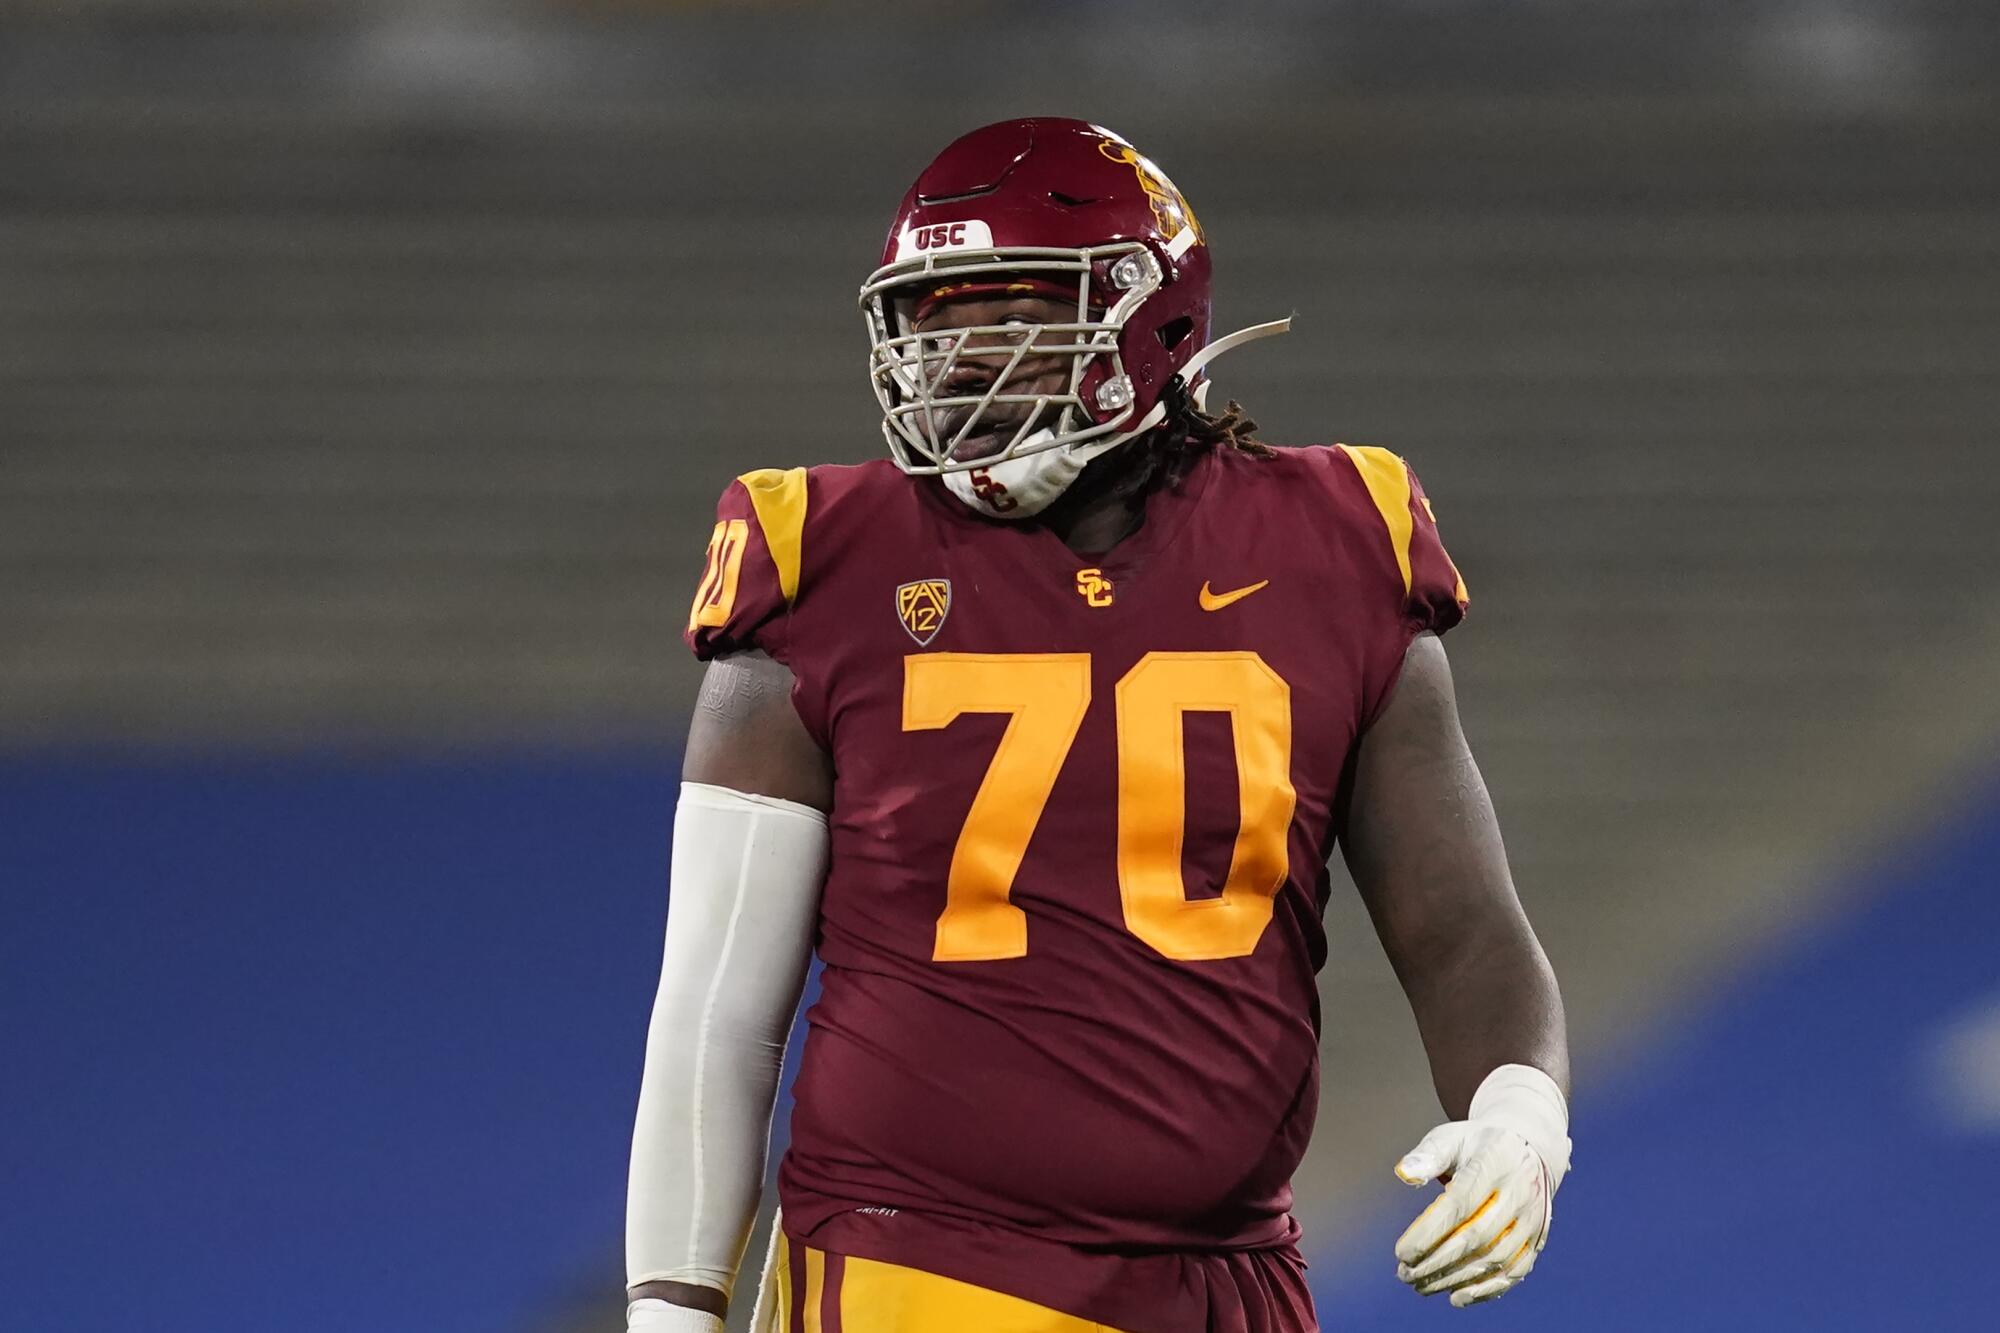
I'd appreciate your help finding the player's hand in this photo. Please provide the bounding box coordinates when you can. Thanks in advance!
[1391,1064,1571,1309]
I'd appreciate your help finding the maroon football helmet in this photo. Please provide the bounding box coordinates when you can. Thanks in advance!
[860,118,1215,476]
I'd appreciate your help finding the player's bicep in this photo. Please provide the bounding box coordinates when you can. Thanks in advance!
[1341,634,1530,988]
[684,651,834,812]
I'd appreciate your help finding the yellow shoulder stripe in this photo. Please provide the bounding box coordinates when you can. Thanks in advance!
[1337,445,1414,596]
[737,466,808,605]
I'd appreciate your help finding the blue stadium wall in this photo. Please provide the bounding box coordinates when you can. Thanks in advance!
[1316,772,2000,1330]
[4,754,1996,1331]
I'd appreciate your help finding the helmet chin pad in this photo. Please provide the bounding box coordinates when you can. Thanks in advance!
[941,428,1107,519]
[939,409,1158,520]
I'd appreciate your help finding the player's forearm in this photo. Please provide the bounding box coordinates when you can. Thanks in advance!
[1403,918,1568,1119]
[626,782,827,1311]
[625,989,786,1296]
[1342,638,1570,1116]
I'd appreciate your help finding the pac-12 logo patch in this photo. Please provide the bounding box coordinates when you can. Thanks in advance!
[895,579,952,646]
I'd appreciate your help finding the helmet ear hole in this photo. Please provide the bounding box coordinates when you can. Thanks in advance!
[1156,316,1194,352]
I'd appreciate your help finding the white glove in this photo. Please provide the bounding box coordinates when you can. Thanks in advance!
[628,1296,724,1333]
[1392,1063,1572,1308]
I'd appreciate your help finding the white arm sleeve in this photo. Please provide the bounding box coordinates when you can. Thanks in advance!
[626,780,828,1298]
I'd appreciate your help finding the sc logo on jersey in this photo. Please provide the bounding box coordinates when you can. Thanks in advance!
[896,579,952,646]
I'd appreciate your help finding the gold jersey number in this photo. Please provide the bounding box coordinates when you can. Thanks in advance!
[688,519,749,632]
[903,651,1296,963]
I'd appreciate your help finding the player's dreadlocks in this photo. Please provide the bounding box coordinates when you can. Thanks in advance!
[1147,375,1273,487]
[1041,376,1271,536]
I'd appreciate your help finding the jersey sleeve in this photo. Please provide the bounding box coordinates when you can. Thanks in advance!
[683,467,810,663]
[1336,445,1469,634]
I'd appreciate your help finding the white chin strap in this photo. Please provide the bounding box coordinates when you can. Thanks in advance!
[942,318,1292,520]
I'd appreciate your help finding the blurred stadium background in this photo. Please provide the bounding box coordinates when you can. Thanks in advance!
[4,1,1998,1329]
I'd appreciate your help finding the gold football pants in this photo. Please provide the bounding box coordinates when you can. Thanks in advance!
[750,1215,1133,1333]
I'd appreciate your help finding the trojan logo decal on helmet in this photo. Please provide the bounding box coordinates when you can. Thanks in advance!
[1096,133,1203,255]
[859,118,1287,519]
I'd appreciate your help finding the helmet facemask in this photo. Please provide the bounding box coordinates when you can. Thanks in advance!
[861,242,1168,477]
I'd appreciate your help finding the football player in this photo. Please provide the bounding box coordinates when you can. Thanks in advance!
[626,119,1570,1333]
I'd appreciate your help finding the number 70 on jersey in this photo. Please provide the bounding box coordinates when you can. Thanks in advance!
[904,651,1296,964]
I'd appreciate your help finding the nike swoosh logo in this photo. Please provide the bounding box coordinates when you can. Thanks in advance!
[1199,579,1270,611]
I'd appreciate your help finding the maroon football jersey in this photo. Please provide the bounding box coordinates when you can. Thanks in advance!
[683,443,1465,1330]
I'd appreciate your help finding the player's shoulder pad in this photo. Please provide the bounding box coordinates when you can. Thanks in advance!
[1309,443,1470,630]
